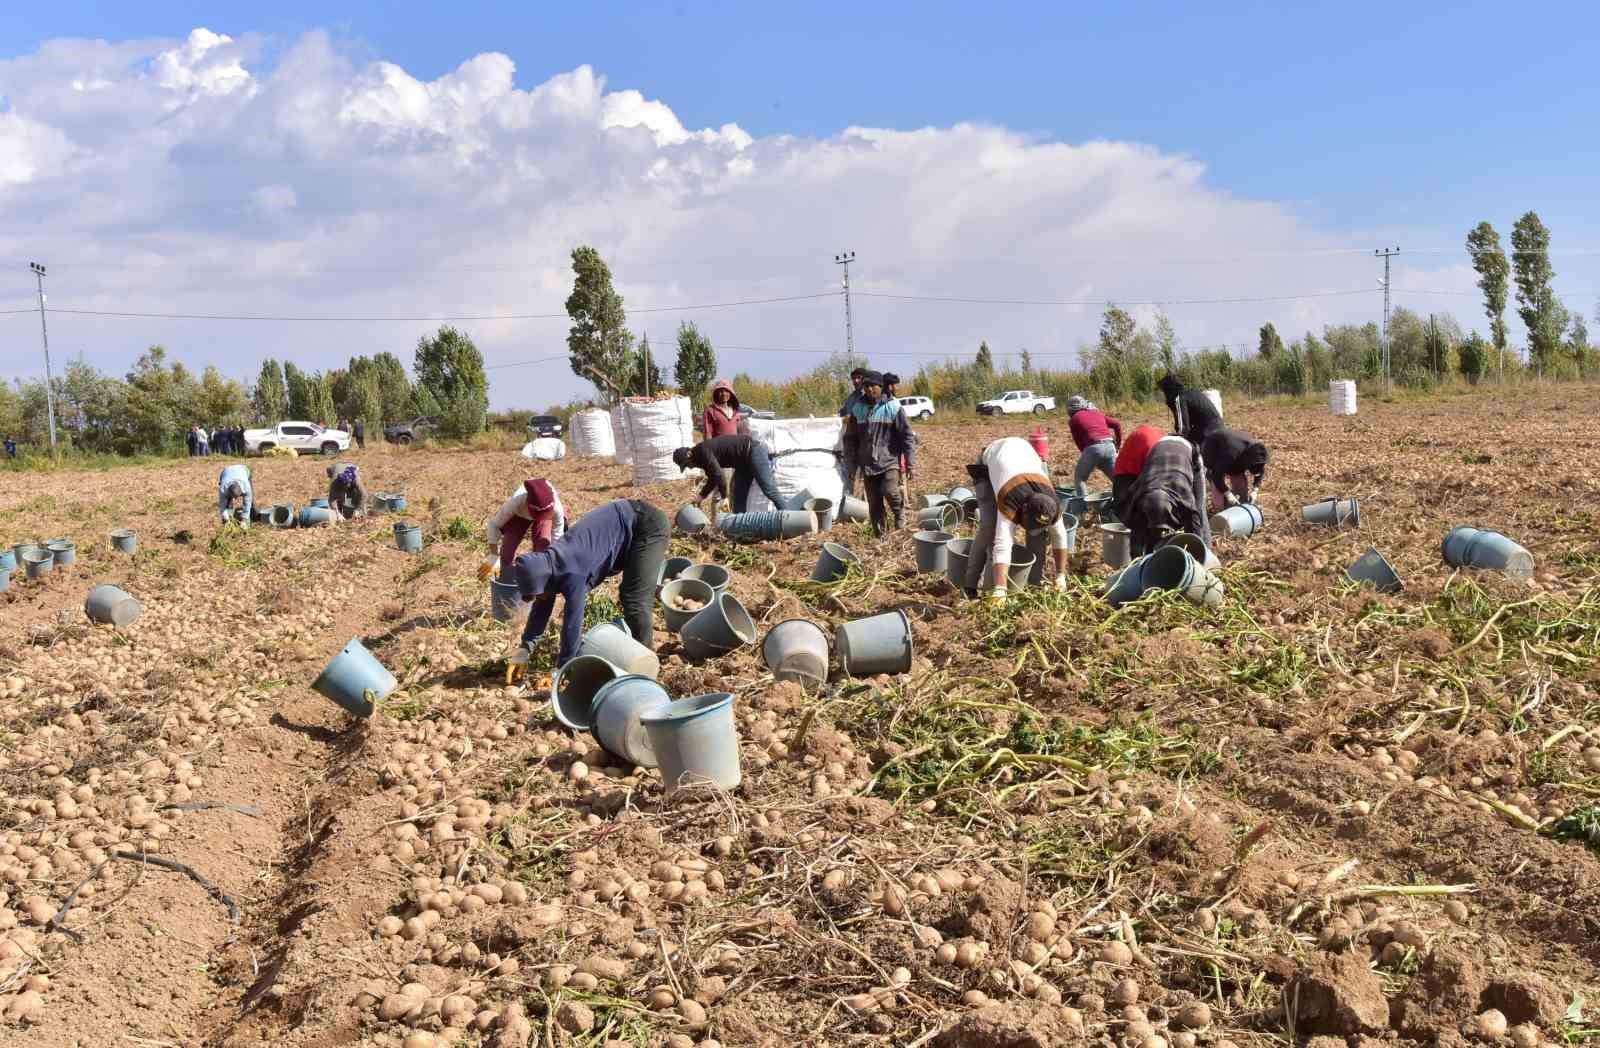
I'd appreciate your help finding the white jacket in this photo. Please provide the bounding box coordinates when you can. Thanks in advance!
[981,437,1070,570]
[487,487,568,549]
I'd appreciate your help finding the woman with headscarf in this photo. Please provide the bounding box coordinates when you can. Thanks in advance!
[480,478,568,581]
[1120,434,1212,558]
[701,379,747,439]
[1065,396,1123,496]
[326,461,369,520]
[1201,429,1270,512]
[1157,374,1222,445]
[963,436,1073,601]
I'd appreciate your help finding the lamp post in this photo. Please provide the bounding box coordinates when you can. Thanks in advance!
[29,262,59,453]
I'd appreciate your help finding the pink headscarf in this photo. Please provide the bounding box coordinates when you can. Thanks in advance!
[524,479,557,551]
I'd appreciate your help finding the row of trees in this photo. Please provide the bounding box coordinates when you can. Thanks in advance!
[1,327,488,456]
[1464,211,1591,379]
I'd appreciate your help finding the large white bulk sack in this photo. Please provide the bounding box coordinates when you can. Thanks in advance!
[745,417,845,512]
[571,408,615,457]
[520,437,567,461]
[624,396,694,485]
[609,406,632,466]
[1328,379,1358,416]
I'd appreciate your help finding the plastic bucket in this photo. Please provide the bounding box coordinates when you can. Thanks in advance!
[1303,497,1360,528]
[717,510,817,541]
[945,538,973,588]
[0,569,8,593]
[804,497,836,532]
[299,505,334,528]
[310,638,396,718]
[10,542,35,566]
[835,609,914,677]
[110,529,138,554]
[919,494,951,509]
[1100,522,1131,568]
[1210,503,1264,539]
[948,485,975,504]
[85,584,143,626]
[812,542,860,582]
[385,494,408,512]
[0,549,14,574]
[917,504,960,531]
[958,497,980,523]
[393,522,423,553]
[1348,547,1403,593]
[838,496,869,523]
[675,504,711,534]
[1102,555,1151,608]
[680,592,757,660]
[1060,512,1080,553]
[1441,526,1534,580]
[679,563,730,598]
[1058,488,1089,518]
[1006,549,1036,589]
[46,541,76,567]
[579,621,661,678]
[760,619,830,686]
[641,692,742,796]
[913,530,954,573]
[660,578,716,634]
[659,556,695,587]
[589,675,671,767]
[549,654,623,731]
[1156,532,1220,570]
[1139,545,1225,607]
[489,578,528,623]
[22,549,52,579]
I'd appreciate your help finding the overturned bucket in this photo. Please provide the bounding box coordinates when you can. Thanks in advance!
[811,542,860,583]
[675,504,711,534]
[642,692,742,796]
[761,618,831,686]
[299,505,334,528]
[678,563,730,598]
[1210,503,1264,539]
[110,529,138,555]
[489,578,527,623]
[945,537,974,589]
[393,522,423,553]
[309,497,330,509]
[804,497,836,531]
[919,493,951,509]
[836,609,913,677]
[1303,497,1360,528]
[660,578,716,634]
[1100,522,1132,568]
[270,504,296,528]
[550,654,623,731]
[913,530,954,573]
[579,621,661,678]
[717,510,817,542]
[1441,526,1534,580]
[1348,547,1403,593]
[311,637,396,718]
[837,496,869,523]
[590,675,671,767]
[1138,545,1224,607]
[916,504,960,531]
[680,592,757,661]
[85,584,143,626]
[1156,532,1220,570]
[948,485,975,505]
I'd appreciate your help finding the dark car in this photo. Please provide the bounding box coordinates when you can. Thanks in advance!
[383,417,435,444]
[528,415,564,438]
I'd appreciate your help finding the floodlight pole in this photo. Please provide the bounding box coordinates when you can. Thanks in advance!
[29,262,59,453]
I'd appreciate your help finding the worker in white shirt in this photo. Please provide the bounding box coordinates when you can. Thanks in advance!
[478,478,568,581]
[217,463,253,526]
[962,436,1072,601]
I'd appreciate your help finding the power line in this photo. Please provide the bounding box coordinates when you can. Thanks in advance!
[852,288,1379,307]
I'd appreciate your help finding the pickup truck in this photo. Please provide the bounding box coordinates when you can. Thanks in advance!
[976,390,1056,416]
[243,421,351,456]
[383,417,435,444]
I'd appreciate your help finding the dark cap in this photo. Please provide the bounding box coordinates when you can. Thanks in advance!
[672,447,693,471]
[859,370,885,387]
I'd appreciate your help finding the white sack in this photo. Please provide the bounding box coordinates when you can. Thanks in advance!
[571,408,616,457]
[520,437,567,461]
[624,396,694,485]
[745,416,845,512]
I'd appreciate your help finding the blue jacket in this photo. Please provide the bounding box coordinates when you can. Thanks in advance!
[849,394,916,476]
[515,499,638,664]
[217,464,253,523]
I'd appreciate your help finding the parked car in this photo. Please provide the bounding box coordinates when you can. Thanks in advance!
[899,395,936,419]
[736,405,777,421]
[243,421,351,456]
[383,417,435,444]
[976,390,1056,416]
[527,415,564,438]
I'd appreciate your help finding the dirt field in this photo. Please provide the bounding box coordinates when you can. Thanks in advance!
[2,385,1598,1048]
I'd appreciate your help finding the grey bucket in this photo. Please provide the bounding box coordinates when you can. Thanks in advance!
[761,619,831,686]
[10,543,35,568]
[659,556,695,587]
[1058,488,1089,518]
[1210,503,1264,539]
[1006,549,1036,589]
[1441,526,1534,580]
[0,569,8,593]
[1100,522,1132,568]
[675,504,711,534]
[579,621,661,678]
[919,493,951,509]
[110,529,138,554]
[836,609,914,677]
[804,497,836,531]
[945,537,974,588]
[812,542,860,582]
[270,504,296,528]
[1156,532,1220,570]
[85,584,143,626]
[679,563,731,598]
[838,496,869,523]
[1303,497,1360,528]
[549,654,623,731]
[913,530,954,573]
[1348,546,1403,593]
[948,485,975,504]
[1060,512,1080,553]
[384,494,408,512]
[660,578,716,633]
[299,505,334,528]
[1139,545,1224,607]
[1103,554,1151,608]
[641,692,742,796]
[393,522,423,553]
[680,592,757,660]
[589,675,671,767]
[309,497,330,509]
[22,549,52,579]
[916,504,960,530]
[489,578,527,623]
[0,549,14,574]
[47,541,76,567]
[717,510,817,541]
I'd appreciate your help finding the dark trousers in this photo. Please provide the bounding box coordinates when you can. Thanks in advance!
[731,444,784,511]
[620,501,671,652]
[864,468,904,536]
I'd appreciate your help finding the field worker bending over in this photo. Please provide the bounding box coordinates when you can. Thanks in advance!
[672,434,784,514]
[217,463,253,527]
[512,498,670,671]
[479,479,567,581]
[326,462,369,520]
[963,437,1072,601]
[1111,425,1165,516]
[851,371,916,536]
[1121,434,1212,558]
[1201,428,1270,512]
[1065,396,1123,496]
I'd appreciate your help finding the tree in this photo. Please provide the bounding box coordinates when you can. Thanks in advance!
[1257,322,1285,361]
[310,372,337,426]
[1511,211,1564,370]
[974,340,994,375]
[1153,310,1179,372]
[1458,332,1488,385]
[123,346,197,452]
[625,334,663,397]
[284,361,317,420]
[414,325,489,438]
[565,246,635,403]
[253,359,288,423]
[673,322,716,405]
[1097,306,1136,363]
[1568,310,1591,374]
[198,366,248,424]
[370,352,414,421]
[1020,348,1033,374]
[1465,221,1510,375]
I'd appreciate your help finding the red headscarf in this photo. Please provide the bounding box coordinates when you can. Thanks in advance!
[524,479,557,551]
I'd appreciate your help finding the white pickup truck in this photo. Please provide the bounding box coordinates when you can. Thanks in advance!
[243,421,352,456]
[976,390,1056,416]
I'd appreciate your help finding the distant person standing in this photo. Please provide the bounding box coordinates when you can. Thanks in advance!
[836,366,868,497]
[353,419,366,450]
[186,425,198,458]
[1065,396,1123,496]
[701,379,747,438]
[850,371,916,536]
[4,435,16,459]
[197,426,210,456]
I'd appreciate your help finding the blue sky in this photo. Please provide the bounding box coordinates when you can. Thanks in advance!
[1,3,1595,406]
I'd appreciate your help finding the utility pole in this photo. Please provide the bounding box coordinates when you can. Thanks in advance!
[834,251,857,358]
[29,262,59,454]
[1375,247,1400,394]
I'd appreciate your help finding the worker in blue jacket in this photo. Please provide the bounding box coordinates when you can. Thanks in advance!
[217,463,254,527]
[511,498,670,675]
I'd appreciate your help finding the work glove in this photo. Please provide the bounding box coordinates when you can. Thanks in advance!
[1052,574,1067,592]
[505,646,530,686]
[477,558,498,582]
[987,588,1007,606]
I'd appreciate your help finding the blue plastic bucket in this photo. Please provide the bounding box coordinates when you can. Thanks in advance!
[578,621,660,677]
[641,692,742,795]
[1060,512,1080,553]
[1303,497,1359,528]
[680,592,757,660]
[385,494,408,512]
[309,497,330,509]
[46,541,76,567]
[946,538,973,589]
[393,522,423,553]
[85,584,143,626]
[549,654,623,731]
[0,569,9,593]
[489,578,527,622]
[1441,526,1534,580]
[948,485,975,504]
[812,542,860,582]
[11,542,38,567]
[761,619,830,686]
[675,504,711,534]
[1099,523,1131,568]
[1139,544,1224,606]
[299,506,334,527]
[678,563,731,597]
[717,510,816,541]
[0,549,14,573]
[1156,532,1220,570]
[310,638,395,718]
[835,609,914,677]
[1057,488,1089,518]
[1348,547,1403,594]
[913,530,954,573]
[589,675,672,767]
[1211,503,1264,539]
[110,529,138,554]
[270,504,296,528]
[1102,554,1151,608]
[22,549,53,579]
[660,578,716,634]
